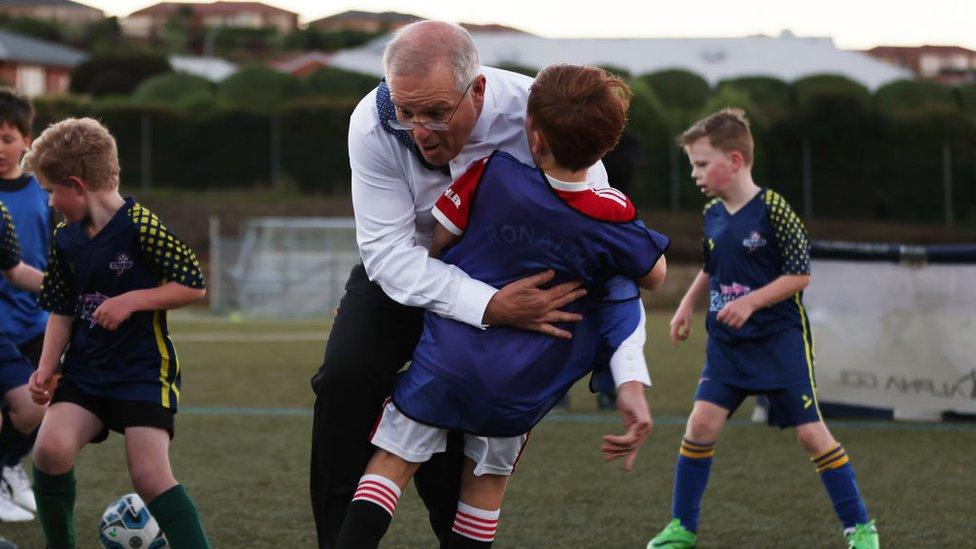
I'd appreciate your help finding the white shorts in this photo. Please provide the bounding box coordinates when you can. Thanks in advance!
[371,401,528,476]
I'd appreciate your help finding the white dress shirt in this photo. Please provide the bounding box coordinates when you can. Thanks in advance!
[347,66,648,385]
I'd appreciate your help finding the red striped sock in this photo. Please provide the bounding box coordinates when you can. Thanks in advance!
[452,501,500,543]
[351,474,401,517]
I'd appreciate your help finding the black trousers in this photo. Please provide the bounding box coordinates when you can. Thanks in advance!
[310,264,464,549]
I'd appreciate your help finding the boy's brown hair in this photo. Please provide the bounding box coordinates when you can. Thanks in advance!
[0,87,34,137]
[679,108,754,166]
[23,117,120,191]
[527,64,632,171]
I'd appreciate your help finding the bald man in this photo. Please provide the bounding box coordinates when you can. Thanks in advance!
[309,21,651,548]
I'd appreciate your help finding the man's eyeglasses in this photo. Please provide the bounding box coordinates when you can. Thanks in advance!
[387,79,475,132]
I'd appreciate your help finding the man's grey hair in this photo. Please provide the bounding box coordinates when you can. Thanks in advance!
[382,21,481,92]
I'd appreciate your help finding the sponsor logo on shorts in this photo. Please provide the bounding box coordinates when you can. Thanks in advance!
[802,394,813,409]
[742,230,767,252]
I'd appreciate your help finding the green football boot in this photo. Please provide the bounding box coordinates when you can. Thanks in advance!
[845,520,879,549]
[647,519,697,549]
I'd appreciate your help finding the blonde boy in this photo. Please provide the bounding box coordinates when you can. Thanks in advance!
[647,109,878,549]
[23,118,210,549]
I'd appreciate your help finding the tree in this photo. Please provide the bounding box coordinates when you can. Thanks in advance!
[0,15,62,42]
[217,67,302,113]
[716,76,791,123]
[283,28,379,52]
[792,74,870,111]
[636,69,710,117]
[875,79,959,114]
[959,83,976,118]
[70,53,172,97]
[133,72,215,113]
[303,67,378,100]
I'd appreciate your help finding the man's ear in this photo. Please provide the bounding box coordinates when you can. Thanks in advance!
[470,74,487,112]
[66,176,87,196]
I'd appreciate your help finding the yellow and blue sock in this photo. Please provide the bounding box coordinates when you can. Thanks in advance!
[812,444,869,529]
[671,437,715,533]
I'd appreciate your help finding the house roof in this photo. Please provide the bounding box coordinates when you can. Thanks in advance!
[330,32,912,90]
[309,10,419,26]
[869,45,976,56]
[129,1,297,18]
[169,55,238,82]
[0,28,87,67]
[0,0,100,8]
[269,50,333,74]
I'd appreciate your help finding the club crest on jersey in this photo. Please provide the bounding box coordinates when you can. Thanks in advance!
[110,252,134,276]
[742,231,767,252]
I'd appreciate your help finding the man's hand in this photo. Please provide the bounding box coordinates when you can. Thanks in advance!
[601,381,653,471]
[716,297,756,329]
[669,303,693,346]
[482,270,586,338]
[92,294,135,331]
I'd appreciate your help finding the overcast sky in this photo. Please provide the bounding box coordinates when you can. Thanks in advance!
[82,0,976,50]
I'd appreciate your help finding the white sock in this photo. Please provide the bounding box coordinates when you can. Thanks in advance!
[351,474,401,516]
[452,501,500,542]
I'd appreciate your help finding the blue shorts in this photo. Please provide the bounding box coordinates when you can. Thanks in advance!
[695,375,822,428]
[0,337,32,397]
[705,327,815,390]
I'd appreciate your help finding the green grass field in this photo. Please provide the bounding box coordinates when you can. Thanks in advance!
[4,311,975,548]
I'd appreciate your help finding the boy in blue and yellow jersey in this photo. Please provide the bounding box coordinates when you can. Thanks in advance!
[0,87,49,516]
[22,118,211,549]
[0,199,46,526]
[336,65,669,549]
[646,109,878,549]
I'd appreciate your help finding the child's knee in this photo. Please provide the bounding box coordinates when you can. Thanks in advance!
[796,422,836,454]
[366,449,418,488]
[685,412,723,442]
[8,404,43,434]
[32,438,76,475]
[129,466,176,502]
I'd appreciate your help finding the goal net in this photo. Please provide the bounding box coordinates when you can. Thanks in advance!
[213,217,360,316]
[805,241,976,420]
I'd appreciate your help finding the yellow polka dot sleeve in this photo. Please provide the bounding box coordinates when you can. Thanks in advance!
[700,198,721,273]
[38,222,77,315]
[129,204,206,289]
[763,190,811,275]
[0,201,21,271]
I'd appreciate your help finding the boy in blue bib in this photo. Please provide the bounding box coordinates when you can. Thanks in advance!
[337,64,669,549]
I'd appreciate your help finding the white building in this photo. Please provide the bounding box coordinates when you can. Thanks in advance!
[330,31,911,90]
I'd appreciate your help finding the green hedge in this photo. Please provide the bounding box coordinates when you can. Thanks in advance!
[28,70,976,224]
[636,69,710,116]
[875,80,960,114]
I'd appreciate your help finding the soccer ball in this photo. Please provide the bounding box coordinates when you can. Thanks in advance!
[99,493,168,549]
